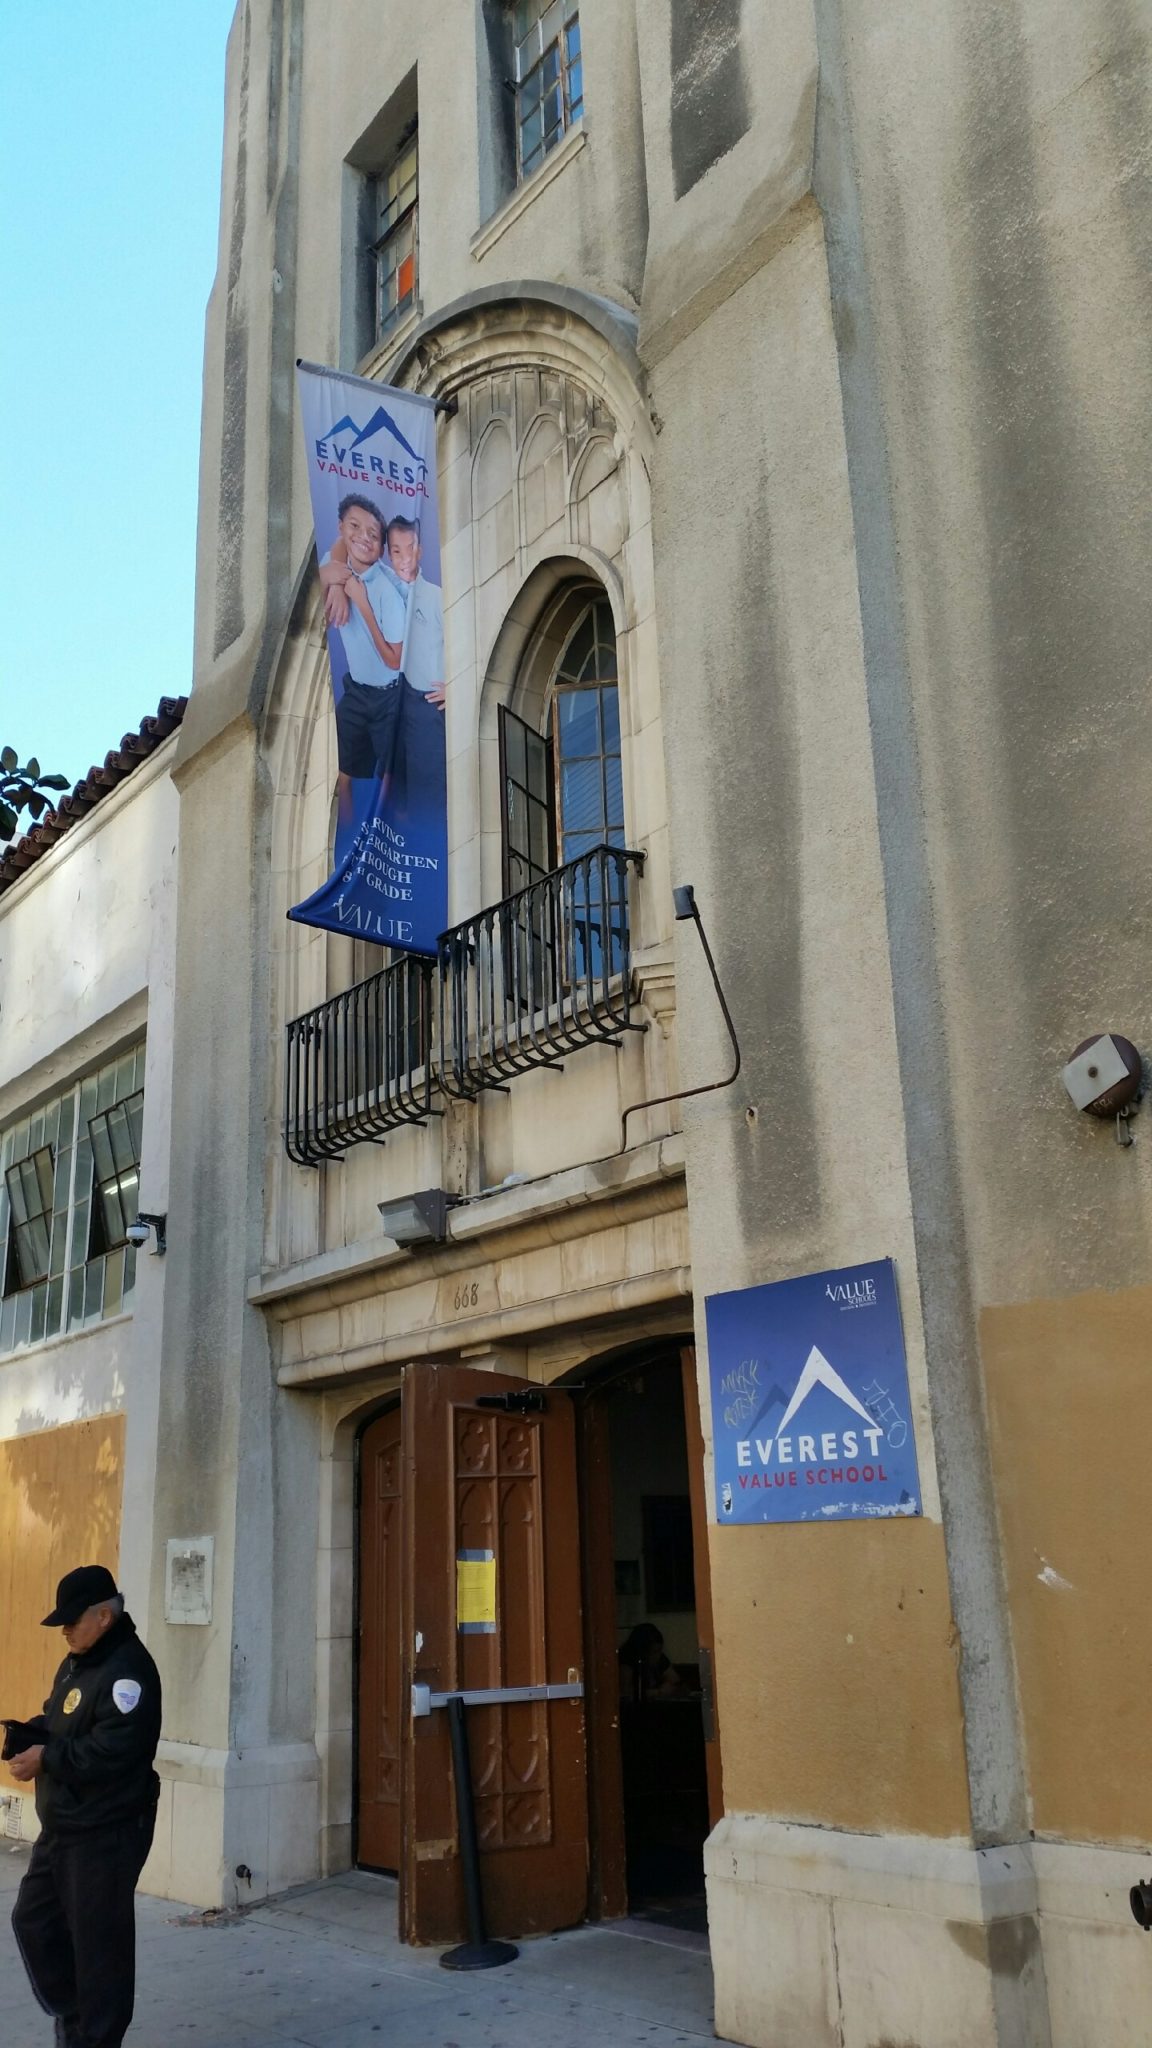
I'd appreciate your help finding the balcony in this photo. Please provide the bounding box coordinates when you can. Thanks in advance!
[283,845,646,1164]
[284,954,435,1165]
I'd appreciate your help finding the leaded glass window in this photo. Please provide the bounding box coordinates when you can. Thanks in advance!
[512,0,582,182]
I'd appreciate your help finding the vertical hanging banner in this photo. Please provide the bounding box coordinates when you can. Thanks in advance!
[289,362,447,954]
[706,1259,922,1523]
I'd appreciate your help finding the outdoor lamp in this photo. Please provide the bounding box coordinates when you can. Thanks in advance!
[378,1188,459,1247]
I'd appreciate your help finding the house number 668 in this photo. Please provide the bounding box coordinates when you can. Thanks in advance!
[453,1281,480,1311]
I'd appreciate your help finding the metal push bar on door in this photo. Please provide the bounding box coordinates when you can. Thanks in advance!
[411,1682,584,1718]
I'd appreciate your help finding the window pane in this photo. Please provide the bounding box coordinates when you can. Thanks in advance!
[542,42,560,89]
[526,732,550,802]
[561,829,600,864]
[28,1283,47,1347]
[520,64,542,114]
[103,1248,124,1320]
[47,1273,64,1336]
[115,1054,137,1103]
[0,1293,15,1349]
[68,1262,85,1327]
[107,1101,139,1175]
[126,1095,145,1161]
[504,714,526,786]
[558,609,595,679]
[84,1260,105,1321]
[543,0,562,45]
[58,1092,76,1145]
[601,685,620,750]
[90,1119,116,1184]
[542,85,563,141]
[96,1064,116,1112]
[605,753,624,830]
[14,1288,31,1348]
[568,60,583,123]
[529,797,551,869]
[561,757,604,833]
[556,687,600,757]
[520,104,544,160]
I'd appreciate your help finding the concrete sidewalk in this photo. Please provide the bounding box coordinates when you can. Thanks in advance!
[1,1844,735,2048]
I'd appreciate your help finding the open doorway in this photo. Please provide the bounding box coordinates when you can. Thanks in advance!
[580,1347,720,1937]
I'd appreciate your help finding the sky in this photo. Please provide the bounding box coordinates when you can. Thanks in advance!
[0,5,237,794]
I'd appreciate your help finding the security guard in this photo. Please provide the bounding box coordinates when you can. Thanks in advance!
[7,1564,162,2048]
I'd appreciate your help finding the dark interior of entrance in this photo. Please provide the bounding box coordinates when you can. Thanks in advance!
[603,1359,709,1933]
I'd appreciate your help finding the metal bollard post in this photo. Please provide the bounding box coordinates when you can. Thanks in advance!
[439,1694,518,1970]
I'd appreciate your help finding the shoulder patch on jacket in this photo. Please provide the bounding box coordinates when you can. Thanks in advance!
[112,1679,142,1715]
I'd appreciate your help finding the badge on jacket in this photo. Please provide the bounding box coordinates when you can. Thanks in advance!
[112,1680,142,1715]
[62,1689,82,1715]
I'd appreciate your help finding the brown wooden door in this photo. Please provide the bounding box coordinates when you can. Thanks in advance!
[682,1347,724,1828]
[400,1363,588,1944]
[357,1405,403,1870]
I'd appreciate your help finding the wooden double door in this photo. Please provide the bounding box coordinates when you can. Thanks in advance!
[355,1355,720,1943]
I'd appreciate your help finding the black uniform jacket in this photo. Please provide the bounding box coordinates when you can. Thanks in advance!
[32,1614,162,1837]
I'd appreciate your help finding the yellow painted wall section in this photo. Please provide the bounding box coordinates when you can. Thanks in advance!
[981,1286,1152,1846]
[0,1416,124,1789]
[710,1517,971,1836]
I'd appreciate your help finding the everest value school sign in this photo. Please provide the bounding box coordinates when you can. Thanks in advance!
[289,362,447,955]
[706,1260,921,1523]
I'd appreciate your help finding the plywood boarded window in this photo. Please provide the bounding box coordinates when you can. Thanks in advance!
[0,1414,125,1791]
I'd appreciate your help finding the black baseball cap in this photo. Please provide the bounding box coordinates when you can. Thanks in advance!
[42,1565,119,1627]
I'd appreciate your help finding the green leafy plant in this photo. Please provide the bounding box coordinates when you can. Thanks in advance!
[0,748,71,842]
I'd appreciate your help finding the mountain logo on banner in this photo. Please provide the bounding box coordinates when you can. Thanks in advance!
[775,1346,875,1435]
[321,405,424,465]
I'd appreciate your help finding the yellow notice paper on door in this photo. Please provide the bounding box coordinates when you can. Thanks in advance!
[456,1550,497,1634]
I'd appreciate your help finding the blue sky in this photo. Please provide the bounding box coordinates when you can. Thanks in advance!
[0,5,236,793]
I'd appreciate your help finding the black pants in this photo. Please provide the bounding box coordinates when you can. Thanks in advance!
[334,675,401,779]
[12,1808,155,2048]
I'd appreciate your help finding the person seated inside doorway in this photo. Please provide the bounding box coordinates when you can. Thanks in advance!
[618,1623,688,1704]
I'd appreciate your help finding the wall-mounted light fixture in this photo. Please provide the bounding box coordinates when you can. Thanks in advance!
[125,1212,167,1255]
[1062,1034,1144,1147]
[378,1188,460,1247]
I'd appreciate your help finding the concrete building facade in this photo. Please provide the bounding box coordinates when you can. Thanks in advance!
[0,704,183,1846]
[71,4,1152,2046]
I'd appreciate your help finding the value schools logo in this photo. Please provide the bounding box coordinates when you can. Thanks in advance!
[706,1260,922,1524]
[314,404,430,498]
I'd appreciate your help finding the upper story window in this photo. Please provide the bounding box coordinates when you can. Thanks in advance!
[373,130,418,339]
[512,0,583,182]
[500,594,621,891]
[0,1042,147,1355]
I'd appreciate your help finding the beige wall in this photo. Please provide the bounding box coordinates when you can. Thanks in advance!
[982,1285,1152,1846]
[713,1519,971,1837]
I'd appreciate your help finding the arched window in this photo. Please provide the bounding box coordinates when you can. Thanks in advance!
[500,594,622,891]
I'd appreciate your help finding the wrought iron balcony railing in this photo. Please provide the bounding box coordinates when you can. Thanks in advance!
[283,844,646,1162]
[436,843,646,1098]
[284,953,434,1164]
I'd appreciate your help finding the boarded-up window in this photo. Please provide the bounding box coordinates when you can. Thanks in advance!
[0,1415,125,1791]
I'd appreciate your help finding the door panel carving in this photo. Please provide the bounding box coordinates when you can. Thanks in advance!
[401,1364,587,1942]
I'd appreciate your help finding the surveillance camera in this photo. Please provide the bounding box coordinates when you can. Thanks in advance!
[1061,1034,1143,1117]
[125,1221,152,1248]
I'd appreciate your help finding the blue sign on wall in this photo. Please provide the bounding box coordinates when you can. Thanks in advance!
[705,1260,922,1524]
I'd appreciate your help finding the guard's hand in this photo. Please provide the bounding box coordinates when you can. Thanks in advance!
[425,684,447,709]
[8,1745,44,1782]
